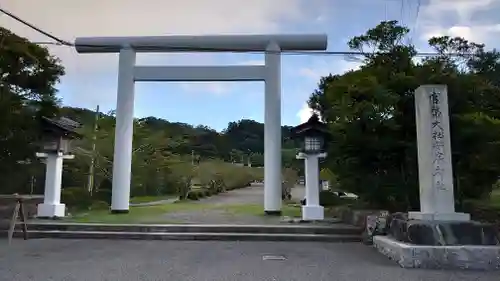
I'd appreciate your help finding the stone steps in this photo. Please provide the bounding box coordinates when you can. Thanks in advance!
[10,230,362,242]
[7,222,363,242]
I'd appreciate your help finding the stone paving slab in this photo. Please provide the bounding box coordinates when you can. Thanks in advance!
[0,239,498,281]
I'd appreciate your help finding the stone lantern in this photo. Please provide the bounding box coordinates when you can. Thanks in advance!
[291,113,330,220]
[36,117,81,218]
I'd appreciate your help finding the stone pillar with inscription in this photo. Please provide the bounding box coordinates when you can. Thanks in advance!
[409,85,470,221]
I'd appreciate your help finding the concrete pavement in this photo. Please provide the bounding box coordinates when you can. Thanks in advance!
[0,239,497,281]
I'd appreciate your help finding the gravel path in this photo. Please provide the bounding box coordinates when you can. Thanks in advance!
[194,183,305,206]
[195,183,266,205]
[159,184,305,224]
[1,239,497,281]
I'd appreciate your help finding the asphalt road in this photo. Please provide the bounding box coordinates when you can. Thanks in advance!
[1,239,497,281]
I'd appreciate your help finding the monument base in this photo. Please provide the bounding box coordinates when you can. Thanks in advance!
[388,213,499,246]
[37,203,66,218]
[302,205,324,220]
[373,235,500,270]
[371,212,500,270]
[408,211,470,221]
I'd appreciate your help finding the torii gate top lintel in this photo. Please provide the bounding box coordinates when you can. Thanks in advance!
[74,34,328,53]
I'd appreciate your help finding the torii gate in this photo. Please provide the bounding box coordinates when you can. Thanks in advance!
[74,34,328,215]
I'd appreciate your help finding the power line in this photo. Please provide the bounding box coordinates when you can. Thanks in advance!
[31,41,67,46]
[408,0,421,44]
[415,0,421,27]
[0,7,72,46]
[400,0,405,27]
[27,41,476,58]
[0,6,477,58]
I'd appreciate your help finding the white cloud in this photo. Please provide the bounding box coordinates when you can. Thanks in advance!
[179,82,232,96]
[1,0,325,107]
[420,24,500,44]
[417,0,500,45]
[422,0,495,22]
[299,68,323,80]
[297,103,315,123]
[298,58,361,81]
[237,60,265,65]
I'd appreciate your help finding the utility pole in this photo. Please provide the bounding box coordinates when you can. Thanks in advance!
[87,105,100,195]
[191,150,194,166]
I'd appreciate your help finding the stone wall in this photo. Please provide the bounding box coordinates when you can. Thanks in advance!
[330,206,389,244]
[331,206,388,227]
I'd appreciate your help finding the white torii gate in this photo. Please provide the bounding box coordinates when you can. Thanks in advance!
[74,34,328,215]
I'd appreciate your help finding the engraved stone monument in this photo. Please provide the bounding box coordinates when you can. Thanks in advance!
[373,85,500,270]
[409,85,470,221]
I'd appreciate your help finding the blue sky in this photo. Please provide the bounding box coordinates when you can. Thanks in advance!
[3,0,500,131]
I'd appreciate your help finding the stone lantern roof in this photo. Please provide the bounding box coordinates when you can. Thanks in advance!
[40,116,82,139]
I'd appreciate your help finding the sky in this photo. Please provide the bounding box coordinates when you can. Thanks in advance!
[2,0,500,131]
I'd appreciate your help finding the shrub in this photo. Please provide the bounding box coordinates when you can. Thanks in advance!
[461,199,500,224]
[186,191,199,200]
[168,160,264,199]
[61,187,93,210]
[94,178,113,205]
[186,189,209,200]
[282,168,298,200]
[93,189,112,205]
[203,189,211,197]
[90,201,109,210]
[319,190,342,207]
[197,160,255,190]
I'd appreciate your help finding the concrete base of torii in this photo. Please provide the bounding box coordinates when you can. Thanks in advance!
[36,152,74,218]
[297,152,327,221]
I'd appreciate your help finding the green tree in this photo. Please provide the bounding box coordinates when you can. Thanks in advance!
[309,20,500,211]
[0,27,65,194]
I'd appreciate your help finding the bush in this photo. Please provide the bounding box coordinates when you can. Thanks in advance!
[196,160,259,191]
[167,160,264,199]
[90,201,109,210]
[186,189,209,200]
[93,189,112,205]
[61,187,93,210]
[282,168,298,200]
[203,189,211,197]
[94,178,113,205]
[319,190,343,207]
[461,199,500,224]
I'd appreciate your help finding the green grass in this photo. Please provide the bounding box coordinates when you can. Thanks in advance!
[65,201,304,224]
[67,201,214,224]
[488,189,500,208]
[220,203,302,218]
[129,195,176,204]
